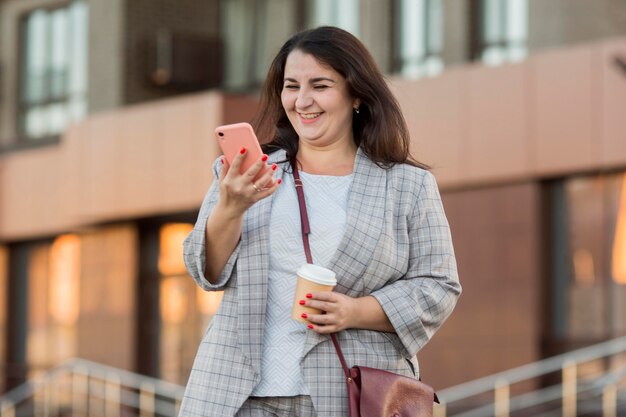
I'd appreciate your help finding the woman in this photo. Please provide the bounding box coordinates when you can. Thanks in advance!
[180,26,461,417]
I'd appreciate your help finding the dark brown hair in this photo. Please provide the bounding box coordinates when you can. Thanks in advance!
[253,26,427,169]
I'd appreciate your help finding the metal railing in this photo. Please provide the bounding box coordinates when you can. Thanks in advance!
[434,336,626,417]
[2,337,625,417]
[0,359,185,417]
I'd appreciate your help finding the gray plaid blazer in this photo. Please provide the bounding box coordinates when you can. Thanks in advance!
[179,148,461,417]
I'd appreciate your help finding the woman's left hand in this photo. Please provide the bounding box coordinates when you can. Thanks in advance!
[300,292,396,334]
[301,292,359,333]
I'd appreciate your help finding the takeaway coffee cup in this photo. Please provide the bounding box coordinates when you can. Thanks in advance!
[291,264,337,324]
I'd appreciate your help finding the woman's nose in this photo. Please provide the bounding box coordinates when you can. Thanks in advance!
[295,90,313,109]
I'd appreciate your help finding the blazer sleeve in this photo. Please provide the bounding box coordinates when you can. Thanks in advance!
[371,170,461,357]
[182,157,241,291]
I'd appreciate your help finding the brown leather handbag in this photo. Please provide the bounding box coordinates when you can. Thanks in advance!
[293,165,439,417]
[330,333,438,417]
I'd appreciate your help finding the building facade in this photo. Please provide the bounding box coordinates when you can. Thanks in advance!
[1,0,626,394]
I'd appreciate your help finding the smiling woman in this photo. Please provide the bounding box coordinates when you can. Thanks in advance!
[178,26,461,417]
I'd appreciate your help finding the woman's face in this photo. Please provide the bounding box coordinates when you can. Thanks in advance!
[281,49,359,149]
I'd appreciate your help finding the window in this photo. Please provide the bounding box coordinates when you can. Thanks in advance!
[472,0,528,66]
[548,172,626,343]
[26,235,80,377]
[221,0,298,90]
[0,246,7,393]
[19,1,88,140]
[394,0,443,78]
[307,0,360,36]
[158,223,223,384]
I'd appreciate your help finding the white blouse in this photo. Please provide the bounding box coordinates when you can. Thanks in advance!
[251,170,353,396]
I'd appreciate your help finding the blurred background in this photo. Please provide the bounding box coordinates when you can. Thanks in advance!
[0,0,625,416]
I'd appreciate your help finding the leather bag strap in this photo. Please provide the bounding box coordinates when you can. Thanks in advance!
[292,163,352,380]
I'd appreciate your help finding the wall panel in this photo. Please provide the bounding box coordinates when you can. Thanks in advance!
[419,183,543,388]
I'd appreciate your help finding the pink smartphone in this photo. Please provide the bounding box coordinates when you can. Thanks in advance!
[215,122,267,181]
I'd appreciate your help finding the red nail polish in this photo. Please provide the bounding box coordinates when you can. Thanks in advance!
[307,324,314,329]
[239,147,246,154]
[277,179,282,185]
[299,300,305,305]
[301,313,307,319]
[272,164,277,171]
[306,293,313,299]
[261,154,268,162]
[220,157,224,164]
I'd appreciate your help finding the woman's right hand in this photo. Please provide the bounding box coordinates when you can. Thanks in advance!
[216,148,280,216]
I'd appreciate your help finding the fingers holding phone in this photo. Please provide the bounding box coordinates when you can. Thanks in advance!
[236,149,279,193]
[250,160,280,193]
[215,123,281,211]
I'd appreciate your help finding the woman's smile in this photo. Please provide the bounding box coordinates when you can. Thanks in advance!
[298,112,323,123]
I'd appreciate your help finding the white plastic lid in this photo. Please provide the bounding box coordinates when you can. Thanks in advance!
[296,264,337,286]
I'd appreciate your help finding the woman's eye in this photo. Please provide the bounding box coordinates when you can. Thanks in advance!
[313,85,329,90]
[284,85,299,90]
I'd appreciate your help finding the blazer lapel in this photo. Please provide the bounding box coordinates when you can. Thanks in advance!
[237,150,287,375]
[302,148,388,356]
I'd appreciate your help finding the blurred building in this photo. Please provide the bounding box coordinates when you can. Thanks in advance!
[0,0,625,394]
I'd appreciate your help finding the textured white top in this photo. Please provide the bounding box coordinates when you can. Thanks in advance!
[251,170,353,396]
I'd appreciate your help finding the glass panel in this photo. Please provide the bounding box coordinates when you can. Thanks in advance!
[398,0,442,78]
[608,174,626,335]
[49,235,81,326]
[23,10,48,105]
[158,222,221,384]
[427,0,443,53]
[50,9,69,99]
[159,224,193,276]
[560,172,626,340]
[220,0,300,88]
[565,177,607,339]
[27,245,50,377]
[336,0,359,36]
[26,236,80,378]
[312,0,333,26]
[49,236,80,362]
[611,175,626,285]
[480,0,527,65]
[221,0,256,88]
[78,225,137,370]
[482,46,506,66]
[482,0,502,44]
[507,0,527,42]
[20,0,89,139]
[425,55,444,75]
[566,178,606,287]
[399,0,425,78]
[160,275,195,384]
[47,103,68,135]
[24,106,47,139]
[69,96,87,121]
[69,0,88,95]
[309,0,359,35]
[0,246,7,393]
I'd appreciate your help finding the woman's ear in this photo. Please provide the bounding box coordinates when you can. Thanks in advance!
[353,98,362,109]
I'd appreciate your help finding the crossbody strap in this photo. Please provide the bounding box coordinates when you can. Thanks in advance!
[292,164,352,380]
